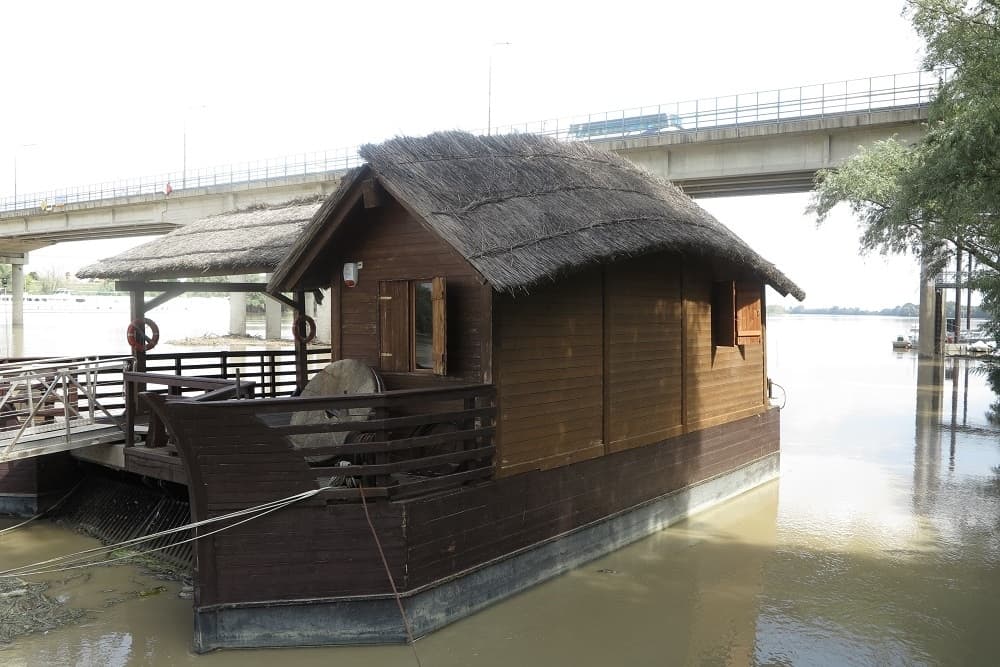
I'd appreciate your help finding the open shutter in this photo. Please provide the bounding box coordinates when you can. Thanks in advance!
[735,283,762,345]
[378,280,410,372]
[711,280,736,347]
[432,277,447,375]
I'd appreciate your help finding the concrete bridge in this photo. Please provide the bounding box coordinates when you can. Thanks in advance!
[0,70,940,332]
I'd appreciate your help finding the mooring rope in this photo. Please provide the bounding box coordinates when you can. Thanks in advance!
[5,480,425,666]
[0,487,324,578]
[358,482,424,667]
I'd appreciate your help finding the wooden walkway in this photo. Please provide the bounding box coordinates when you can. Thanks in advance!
[0,356,129,464]
[0,422,125,462]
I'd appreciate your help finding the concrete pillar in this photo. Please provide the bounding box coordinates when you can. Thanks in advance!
[11,263,24,329]
[265,297,282,340]
[229,292,247,336]
[918,249,939,358]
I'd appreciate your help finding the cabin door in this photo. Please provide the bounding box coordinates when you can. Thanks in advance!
[378,280,410,372]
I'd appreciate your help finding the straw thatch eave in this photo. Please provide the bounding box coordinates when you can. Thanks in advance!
[268,168,368,292]
[77,200,323,281]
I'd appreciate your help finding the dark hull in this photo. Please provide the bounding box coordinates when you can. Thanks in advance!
[178,408,780,651]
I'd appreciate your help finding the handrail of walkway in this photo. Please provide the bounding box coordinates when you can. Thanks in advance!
[0,69,949,216]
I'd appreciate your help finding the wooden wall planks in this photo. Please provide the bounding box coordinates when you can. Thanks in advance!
[494,254,767,473]
[334,200,486,383]
[605,256,684,452]
[495,271,604,476]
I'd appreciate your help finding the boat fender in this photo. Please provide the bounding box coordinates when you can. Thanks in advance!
[293,315,317,343]
[126,318,160,352]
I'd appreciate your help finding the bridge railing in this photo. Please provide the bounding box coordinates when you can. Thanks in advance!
[0,69,948,216]
[490,70,948,140]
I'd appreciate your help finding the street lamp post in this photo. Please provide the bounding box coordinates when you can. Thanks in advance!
[487,42,512,136]
[183,105,207,189]
[13,143,38,208]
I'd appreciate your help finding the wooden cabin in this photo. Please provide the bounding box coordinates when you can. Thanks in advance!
[82,132,804,651]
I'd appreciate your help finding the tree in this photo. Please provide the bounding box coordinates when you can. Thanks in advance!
[809,1,1000,321]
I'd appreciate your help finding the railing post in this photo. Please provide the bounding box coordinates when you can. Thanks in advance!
[269,354,277,398]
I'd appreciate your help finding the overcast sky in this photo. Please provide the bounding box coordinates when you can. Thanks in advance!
[0,0,929,308]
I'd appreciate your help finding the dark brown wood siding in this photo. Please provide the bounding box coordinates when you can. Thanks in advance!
[605,256,684,452]
[334,200,486,384]
[495,270,605,476]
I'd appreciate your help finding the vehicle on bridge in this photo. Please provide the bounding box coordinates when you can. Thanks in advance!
[569,111,683,139]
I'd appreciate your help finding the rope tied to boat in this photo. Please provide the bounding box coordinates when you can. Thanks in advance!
[0,487,326,579]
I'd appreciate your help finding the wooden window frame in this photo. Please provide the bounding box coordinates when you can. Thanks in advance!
[379,277,447,375]
[712,280,763,347]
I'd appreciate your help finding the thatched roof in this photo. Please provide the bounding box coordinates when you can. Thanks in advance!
[271,132,804,299]
[77,200,323,280]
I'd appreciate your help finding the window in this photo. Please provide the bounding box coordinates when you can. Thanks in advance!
[712,280,762,347]
[711,281,736,347]
[378,277,447,374]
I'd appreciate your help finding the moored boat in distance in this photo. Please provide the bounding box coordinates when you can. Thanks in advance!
[892,334,913,350]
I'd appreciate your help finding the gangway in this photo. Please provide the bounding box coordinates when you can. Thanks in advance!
[0,356,128,462]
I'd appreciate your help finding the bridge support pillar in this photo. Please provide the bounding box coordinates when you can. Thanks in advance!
[918,249,941,358]
[8,257,26,329]
[265,297,282,340]
[229,292,247,336]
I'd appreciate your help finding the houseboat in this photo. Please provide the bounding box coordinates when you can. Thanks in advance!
[74,131,803,651]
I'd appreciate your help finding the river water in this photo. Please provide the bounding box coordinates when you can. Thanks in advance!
[1,314,999,665]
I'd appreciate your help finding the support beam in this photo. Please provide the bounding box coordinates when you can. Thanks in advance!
[294,291,307,392]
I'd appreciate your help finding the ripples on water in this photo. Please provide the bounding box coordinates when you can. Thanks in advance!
[1,314,999,666]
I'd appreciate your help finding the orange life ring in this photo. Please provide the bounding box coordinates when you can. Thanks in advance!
[293,315,316,343]
[126,318,160,352]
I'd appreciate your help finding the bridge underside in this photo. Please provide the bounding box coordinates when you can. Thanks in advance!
[673,170,816,198]
[606,107,927,198]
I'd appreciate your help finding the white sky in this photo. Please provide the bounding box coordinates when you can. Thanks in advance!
[0,0,928,309]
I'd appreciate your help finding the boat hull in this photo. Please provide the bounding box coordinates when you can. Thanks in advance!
[185,409,781,651]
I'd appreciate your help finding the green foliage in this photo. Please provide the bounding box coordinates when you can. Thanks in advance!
[810,0,1000,315]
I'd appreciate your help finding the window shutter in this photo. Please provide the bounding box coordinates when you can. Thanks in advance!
[735,283,762,344]
[378,280,410,372]
[711,281,736,347]
[432,277,447,375]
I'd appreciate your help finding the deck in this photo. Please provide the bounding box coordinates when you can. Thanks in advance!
[0,348,331,485]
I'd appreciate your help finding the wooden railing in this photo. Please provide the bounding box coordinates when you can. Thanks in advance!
[123,371,257,447]
[1,348,333,417]
[144,383,496,502]
[143,347,331,398]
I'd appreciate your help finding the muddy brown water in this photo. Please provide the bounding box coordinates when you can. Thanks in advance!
[2,314,999,666]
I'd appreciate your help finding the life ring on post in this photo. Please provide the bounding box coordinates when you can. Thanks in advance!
[126,318,160,352]
[293,315,317,344]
